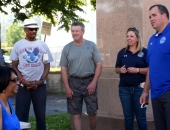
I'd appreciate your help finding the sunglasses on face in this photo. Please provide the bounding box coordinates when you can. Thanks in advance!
[27,28,38,31]
[127,27,139,33]
[9,78,19,83]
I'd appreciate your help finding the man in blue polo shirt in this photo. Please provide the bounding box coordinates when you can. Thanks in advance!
[140,4,170,130]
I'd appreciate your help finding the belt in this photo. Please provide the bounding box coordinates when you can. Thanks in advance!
[70,74,94,80]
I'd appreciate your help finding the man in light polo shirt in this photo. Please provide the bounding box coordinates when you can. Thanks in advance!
[140,4,170,130]
[60,22,102,130]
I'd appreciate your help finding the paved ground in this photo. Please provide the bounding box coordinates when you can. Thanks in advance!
[11,93,86,117]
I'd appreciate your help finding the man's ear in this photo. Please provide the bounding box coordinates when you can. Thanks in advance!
[24,28,27,33]
[162,13,168,19]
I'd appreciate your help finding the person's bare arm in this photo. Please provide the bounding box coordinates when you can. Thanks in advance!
[87,62,102,95]
[12,61,50,89]
[12,61,22,79]
[137,67,148,75]
[40,63,50,80]
[12,60,34,89]
[140,69,150,104]
[61,66,73,99]
[91,62,102,84]
[127,67,148,74]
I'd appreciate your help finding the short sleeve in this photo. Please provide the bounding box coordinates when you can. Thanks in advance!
[10,43,19,61]
[59,46,68,67]
[93,44,102,63]
[42,42,54,63]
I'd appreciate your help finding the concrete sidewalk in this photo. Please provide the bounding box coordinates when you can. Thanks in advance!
[11,93,86,117]
[11,94,67,116]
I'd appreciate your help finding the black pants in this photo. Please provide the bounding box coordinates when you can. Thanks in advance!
[15,84,47,130]
[152,90,170,130]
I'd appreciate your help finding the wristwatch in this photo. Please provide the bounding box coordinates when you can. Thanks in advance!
[39,78,45,83]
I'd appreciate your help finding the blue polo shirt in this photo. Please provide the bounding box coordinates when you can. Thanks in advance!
[147,23,170,99]
[115,48,148,87]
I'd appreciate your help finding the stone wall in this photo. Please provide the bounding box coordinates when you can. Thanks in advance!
[87,0,170,129]
[46,73,64,93]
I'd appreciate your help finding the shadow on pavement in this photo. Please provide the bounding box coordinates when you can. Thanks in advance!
[11,93,86,116]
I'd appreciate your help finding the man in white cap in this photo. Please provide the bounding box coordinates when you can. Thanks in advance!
[10,18,53,130]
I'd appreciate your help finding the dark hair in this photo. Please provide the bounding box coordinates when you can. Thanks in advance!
[149,4,169,19]
[71,22,85,31]
[127,27,139,34]
[0,66,17,93]
[125,27,143,53]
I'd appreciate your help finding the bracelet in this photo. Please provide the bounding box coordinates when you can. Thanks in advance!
[19,78,25,83]
[136,68,139,73]
[143,90,149,94]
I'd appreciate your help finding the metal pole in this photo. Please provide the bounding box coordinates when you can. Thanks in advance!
[44,35,46,42]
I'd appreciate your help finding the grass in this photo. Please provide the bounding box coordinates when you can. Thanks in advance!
[50,67,61,73]
[56,91,65,94]
[29,113,72,130]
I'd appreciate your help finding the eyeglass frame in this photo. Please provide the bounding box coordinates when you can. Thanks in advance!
[9,78,19,83]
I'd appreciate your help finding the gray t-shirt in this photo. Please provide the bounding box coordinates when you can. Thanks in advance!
[10,39,53,81]
[60,39,102,77]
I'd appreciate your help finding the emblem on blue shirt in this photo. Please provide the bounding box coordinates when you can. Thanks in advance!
[160,37,166,44]
[138,52,144,57]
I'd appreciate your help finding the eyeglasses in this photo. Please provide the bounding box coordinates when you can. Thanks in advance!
[9,78,19,83]
[127,27,139,33]
[27,28,38,31]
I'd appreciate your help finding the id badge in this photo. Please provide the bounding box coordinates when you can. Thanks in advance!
[43,53,48,63]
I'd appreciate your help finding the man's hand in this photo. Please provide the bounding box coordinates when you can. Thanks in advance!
[22,80,33,90]
[65,87,73,99]
[22,80,43,90]
[140,92,149,104]
[87,82,96,95]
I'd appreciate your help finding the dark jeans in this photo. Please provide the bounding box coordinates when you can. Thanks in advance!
[119,86,148,130]
[152,90,170,130]
[15,84,46,130]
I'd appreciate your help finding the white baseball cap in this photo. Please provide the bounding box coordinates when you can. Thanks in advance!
[23,18,39,28]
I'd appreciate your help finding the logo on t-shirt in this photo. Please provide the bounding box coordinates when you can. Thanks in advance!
[138,52,144,57]
[24,47,40,63]
[160,37,166,44]
[20,47,43,68]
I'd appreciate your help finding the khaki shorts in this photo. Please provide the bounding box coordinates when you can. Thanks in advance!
[67,76,98,115]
